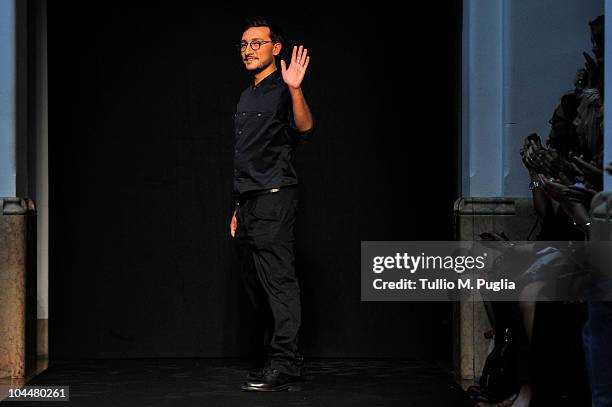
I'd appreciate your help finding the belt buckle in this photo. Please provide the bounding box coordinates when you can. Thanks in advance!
[269,188,280,193]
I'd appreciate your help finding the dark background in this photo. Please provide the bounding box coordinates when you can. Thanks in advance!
[49,2,462,360]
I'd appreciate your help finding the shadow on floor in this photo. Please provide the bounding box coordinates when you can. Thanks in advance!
[0,358,473,406]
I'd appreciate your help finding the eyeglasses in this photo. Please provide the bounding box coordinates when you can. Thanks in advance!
[237,40,272,52]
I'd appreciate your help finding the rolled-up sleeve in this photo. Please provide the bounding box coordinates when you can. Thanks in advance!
[289,112,315,140]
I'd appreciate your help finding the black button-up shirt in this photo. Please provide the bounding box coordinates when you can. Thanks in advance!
[233,70,313,197]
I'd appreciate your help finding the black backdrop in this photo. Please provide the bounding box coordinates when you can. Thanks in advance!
[49,2,461,360]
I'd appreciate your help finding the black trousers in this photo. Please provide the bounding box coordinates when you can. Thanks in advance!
[234,186,303,377]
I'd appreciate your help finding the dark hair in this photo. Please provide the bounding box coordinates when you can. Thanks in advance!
[576,88,603,161]
[589,15,604,30]
[242,18,285,45]
[589,15,604,40]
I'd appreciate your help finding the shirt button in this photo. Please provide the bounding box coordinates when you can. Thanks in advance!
[234,149,238,153]
[257,113,262,117]
[238,131,242,135]
[242,112,246,116]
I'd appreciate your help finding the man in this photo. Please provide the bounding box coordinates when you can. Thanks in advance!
[230,18,314,392]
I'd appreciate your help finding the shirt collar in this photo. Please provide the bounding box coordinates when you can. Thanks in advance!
[253,69,280,90]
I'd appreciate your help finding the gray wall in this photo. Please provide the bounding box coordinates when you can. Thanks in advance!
[606,0,612,192]
[0,0,48,321]
[0,0,16,197]
[464,0,604,197]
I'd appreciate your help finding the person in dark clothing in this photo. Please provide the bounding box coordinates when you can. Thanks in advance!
[229,18,314,392]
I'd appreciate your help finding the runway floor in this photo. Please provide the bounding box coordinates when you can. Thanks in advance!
[1,358,473,406]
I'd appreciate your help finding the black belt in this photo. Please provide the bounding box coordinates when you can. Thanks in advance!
[235,185,296,206]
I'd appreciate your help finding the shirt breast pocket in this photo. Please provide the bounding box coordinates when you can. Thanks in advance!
[235,110,273,122]
[234,111,275,144]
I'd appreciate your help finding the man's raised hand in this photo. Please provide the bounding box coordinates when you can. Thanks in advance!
[281,45,310,89]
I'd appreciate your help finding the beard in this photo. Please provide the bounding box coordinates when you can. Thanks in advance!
[245,57,273,74]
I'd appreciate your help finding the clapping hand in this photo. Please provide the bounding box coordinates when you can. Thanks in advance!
[539,174,571,203]
[565,184,598,204]
[571,155,603,190]
[521,134,545,174]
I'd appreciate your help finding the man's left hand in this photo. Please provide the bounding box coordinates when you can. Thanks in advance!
[281,45,310,89]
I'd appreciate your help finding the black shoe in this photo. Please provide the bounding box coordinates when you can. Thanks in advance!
[245,366,266,381]
[245,359,272,381]
[241,368,302,392]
